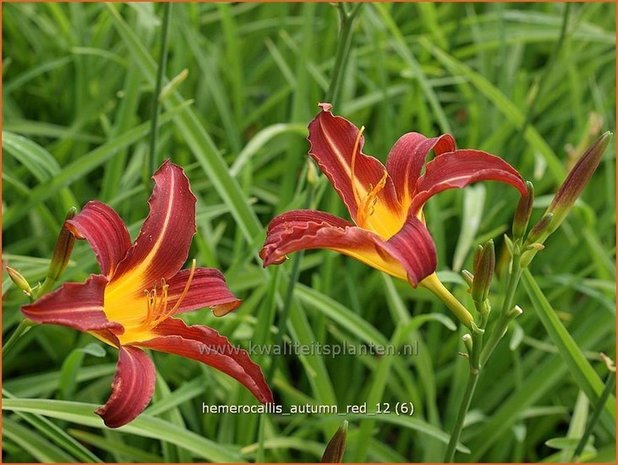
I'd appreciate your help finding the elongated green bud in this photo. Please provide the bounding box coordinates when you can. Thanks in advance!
[471,240,495,303]
[528,132,611,245]
[549,133,611,224]
[6,266,32,296]
[47,207,77,282]
[321,420,348,463]
[512,181,534,241]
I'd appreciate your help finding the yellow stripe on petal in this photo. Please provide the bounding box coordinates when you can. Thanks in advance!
[308,105,405,231]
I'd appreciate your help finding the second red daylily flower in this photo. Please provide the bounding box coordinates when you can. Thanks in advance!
[260,104,528,324]
[22,161,273,428]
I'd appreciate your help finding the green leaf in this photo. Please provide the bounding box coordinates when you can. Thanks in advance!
[453,185,486,271]
[69,429,162,462]
[522,269,616,426]
[3,131,62,182]
[3,417,76,462]
[546,437,595,453]
[59,343,106,400]
[2,398,243,462]
[4,364,116,398]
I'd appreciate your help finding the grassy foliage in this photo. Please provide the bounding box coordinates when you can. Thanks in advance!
[2,2,615,462]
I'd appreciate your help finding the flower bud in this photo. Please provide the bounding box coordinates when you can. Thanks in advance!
[471,240,495,303]
[47,208,77,282]
[508,305,524,320]
[461,270,474,288]
[519,242,545,268]
[6,266,32,296]
[530,132,611,245]
[462,333,474,356]
[321,420,348,463]
[512,181,534,240]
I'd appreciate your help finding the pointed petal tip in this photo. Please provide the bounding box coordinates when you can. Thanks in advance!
[318,102,333,112]
[211,298,242,317]
[164,267,242,318]
[259,249,286,268]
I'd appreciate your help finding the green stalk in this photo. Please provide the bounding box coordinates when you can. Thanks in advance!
[2,319,35,355]
[324,3,362,107]
[146,2,172,179]
[444,302,487,462]
[444,369,479,462]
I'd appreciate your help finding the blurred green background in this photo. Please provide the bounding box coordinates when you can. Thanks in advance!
[2,2,616,463]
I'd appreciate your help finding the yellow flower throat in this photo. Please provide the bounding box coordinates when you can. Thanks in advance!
[103,260,196,344]
[350,127,394,238]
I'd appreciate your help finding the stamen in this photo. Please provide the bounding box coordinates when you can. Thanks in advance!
[356,170,389,227]
[151,259,196,327]
[167,259,196,316]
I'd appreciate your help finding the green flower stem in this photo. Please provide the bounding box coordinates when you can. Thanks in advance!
[2,319,35,355]
[571,370,616,461]
[420,273,483,462]
[146,2,172,179]
[443,302,487,462]
[37,276,58,299]
[325,3,363,107]
[444,368,480,462]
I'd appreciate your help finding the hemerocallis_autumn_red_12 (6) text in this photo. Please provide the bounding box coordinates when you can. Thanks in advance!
[22,160,273,428]
[260,103,528,327]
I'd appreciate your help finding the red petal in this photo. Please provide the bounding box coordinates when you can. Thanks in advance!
[260,209,436,286]
[112,160,197,290]
[21,275,123,333]
[166,267,241,317]
[383,213,437,286]
[139,318,273,404]
[260,209,354,267]
[96,346,156,428]
[385,132,455,208]
[65,201,132,277]
[411,150,527,213]
[308,104,402,224]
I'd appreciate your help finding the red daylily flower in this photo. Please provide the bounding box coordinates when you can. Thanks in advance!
[23,161,273,428]
[260,104,527,311]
